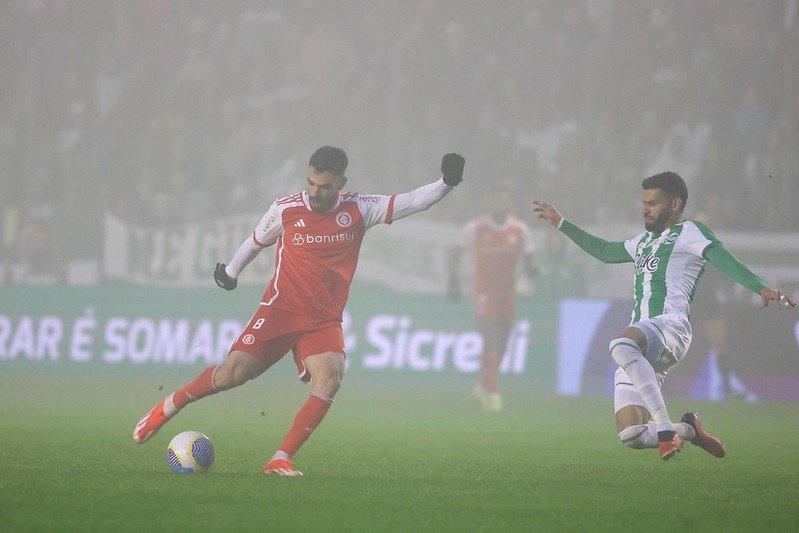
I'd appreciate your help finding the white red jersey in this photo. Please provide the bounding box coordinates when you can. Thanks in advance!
[249,189,396,327]
[225,177,453,328]
[456,214,535,299]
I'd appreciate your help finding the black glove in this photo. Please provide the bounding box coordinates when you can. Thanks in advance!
[214,263,237,290]
[441,153,465,187]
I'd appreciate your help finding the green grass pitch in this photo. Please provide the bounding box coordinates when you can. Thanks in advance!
[1,371,797,532]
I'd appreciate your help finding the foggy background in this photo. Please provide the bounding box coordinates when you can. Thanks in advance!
[1,0,798,288]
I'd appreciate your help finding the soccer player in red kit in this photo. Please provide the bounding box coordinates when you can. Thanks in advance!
[447,185,536,411]
[134,146,465,476]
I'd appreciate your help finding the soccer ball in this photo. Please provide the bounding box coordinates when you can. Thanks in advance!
[166,431,215,474]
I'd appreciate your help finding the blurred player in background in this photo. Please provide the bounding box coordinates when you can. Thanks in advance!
[134,146,465,476]
[534,171,795,460]
[688,206,760,402]
[447,184,536,411]
[690,261,760,402]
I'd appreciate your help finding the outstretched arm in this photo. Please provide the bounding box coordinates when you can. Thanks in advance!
[392,179,453,221]
[392,153,464,221]
[704,243,796,309]
[533,200,631,264]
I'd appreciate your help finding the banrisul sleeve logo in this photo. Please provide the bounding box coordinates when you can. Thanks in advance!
[336,212,353,228]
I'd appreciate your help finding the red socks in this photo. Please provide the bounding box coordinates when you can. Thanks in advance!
[172,365,220,410]
[172,367,334,460]
[480,349,502,393]
[277,393,334,457]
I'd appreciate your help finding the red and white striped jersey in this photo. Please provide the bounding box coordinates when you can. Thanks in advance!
[225,177,453,328]
[456,215,535,298]
[249,189,396,326]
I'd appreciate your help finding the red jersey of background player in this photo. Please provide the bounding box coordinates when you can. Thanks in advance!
[455,215,535,319]
[246,189,395,329]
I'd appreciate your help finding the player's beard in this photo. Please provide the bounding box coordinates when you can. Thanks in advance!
[310,196,331,212]
[645,209,671,233]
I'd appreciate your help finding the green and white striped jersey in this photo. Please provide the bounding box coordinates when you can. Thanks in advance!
[623,221,716,322]
[558,218,768,324]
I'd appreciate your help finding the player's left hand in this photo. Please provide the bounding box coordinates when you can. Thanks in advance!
[761,288,796,309]
[441,153,465,186]
[532,200,564,229]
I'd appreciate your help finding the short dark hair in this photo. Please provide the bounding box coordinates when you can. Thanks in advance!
[309,146,348,176]
[642,171,688,211]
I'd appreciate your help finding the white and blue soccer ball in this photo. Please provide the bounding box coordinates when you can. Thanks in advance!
[166,431,215,474]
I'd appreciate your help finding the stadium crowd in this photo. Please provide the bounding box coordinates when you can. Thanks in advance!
[1,0,797,283]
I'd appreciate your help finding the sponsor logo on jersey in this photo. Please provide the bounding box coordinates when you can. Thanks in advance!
[262,211,279,232]
[634,251,660,275]
[292,232,355,246]
[242,334,255,345]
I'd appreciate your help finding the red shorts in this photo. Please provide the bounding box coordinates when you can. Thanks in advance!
[473,291,516,322]
[229,305,346,382]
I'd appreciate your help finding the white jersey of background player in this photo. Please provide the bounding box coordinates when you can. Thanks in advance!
[534,171,795,461]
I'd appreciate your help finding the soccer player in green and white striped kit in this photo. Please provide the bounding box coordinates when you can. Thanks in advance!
[534,172,796,461]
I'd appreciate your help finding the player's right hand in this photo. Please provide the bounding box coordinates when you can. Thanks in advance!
[214,263,238,291]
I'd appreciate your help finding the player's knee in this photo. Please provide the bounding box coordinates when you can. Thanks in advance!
[609,337,641,367]
[618,424,656,450]
[214,364,255,389]
[312,372,342,397]
[306,352,345,397]
[212,369,239,390]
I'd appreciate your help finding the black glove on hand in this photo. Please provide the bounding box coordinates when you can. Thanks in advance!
[441,153,465,186]
[214,263,237,291]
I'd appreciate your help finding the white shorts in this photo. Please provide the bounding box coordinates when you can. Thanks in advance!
[613,313,693,413]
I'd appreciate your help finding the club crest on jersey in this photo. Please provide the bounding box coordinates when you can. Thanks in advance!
[634,251,660,274]
[664,231,679,244]
[336,212,353,228]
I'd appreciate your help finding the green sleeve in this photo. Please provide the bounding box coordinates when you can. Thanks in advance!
[560,219,632,264]
[704,242,768,294]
